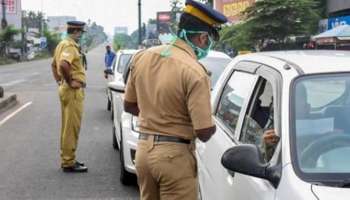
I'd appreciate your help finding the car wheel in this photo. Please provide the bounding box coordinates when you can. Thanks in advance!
[112,125,119,150]
[107,99,111,111]
[120,134,136,185]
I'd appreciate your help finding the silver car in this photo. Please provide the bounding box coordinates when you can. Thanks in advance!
[108,50,231,185]
[197,50,350,200]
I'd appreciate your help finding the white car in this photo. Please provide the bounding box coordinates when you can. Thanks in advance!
[197,50,350,200]
[106,49,138,113]
[108,50,231,185]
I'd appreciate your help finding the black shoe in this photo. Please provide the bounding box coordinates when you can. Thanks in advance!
[76,161,85,166]
[62,162,88,173]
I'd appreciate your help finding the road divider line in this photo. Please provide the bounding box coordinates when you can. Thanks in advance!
[0,102,32,127]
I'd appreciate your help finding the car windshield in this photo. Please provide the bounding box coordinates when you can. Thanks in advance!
[117,54,133,73]
[292,73,350,183]
[199,57,231,87]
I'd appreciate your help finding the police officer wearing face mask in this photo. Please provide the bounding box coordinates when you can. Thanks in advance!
[123,0,227,199]
[51,21,88,173]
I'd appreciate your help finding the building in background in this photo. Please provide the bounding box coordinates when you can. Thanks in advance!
[0,0,22,29]
[326,0,350,30]
[114,26,128,35]
[157,11,171,33]
[47,16,76,32]
[214,0,255,23]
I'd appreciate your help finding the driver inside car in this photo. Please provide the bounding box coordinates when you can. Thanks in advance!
[262,83,311,157]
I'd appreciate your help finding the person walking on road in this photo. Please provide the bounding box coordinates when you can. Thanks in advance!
[51,21,88,173]
[123,0,227,199]
[104,45,116,79]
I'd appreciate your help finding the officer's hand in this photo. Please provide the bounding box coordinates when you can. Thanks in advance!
[70,80,83,89]
[263,129,279,145]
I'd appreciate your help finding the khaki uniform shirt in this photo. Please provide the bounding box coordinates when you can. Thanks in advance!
[53,37,86,84]
[124,39,214,140]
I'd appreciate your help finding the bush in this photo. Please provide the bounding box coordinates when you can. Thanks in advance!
[44,30,61,55]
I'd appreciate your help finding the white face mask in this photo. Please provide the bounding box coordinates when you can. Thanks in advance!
[158,33,174,44]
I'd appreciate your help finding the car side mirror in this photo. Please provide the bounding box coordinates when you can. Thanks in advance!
[108,80,125,93]
[221,144,281,188]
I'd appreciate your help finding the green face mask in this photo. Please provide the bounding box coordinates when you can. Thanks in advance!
[179,29,213,60]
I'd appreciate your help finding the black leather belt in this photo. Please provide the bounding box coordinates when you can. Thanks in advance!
[138,133,191,144]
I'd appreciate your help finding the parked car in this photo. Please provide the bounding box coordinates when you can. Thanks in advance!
[106,49,138,112]
[108,50,231,185]
[197,50,350,200]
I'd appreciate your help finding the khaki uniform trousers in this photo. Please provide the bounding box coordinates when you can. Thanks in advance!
[58,83,85,167]
[135,136,198,200]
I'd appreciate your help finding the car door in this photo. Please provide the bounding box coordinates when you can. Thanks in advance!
[196,69,258,200]
[112,53,133,142]
[227,65,282,200]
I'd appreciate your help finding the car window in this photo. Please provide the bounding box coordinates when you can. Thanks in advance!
[117,54,133,74]
[199,57,231,87]
[292,74,350,174]
[240,79,276,162]
[216,71,257,137]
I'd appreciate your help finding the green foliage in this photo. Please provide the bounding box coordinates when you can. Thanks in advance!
[244,0,319,49]
[216,23,254,51]
[0,25,20,42]
[113,33,134,50]
[216,0,323,51]
[44,29,61,55]
[170,0,183,33]
[22,11,45,33]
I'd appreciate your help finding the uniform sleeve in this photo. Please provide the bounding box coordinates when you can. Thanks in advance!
[59,46,78,65]
[124,64,137,103]
[186,75,214,130]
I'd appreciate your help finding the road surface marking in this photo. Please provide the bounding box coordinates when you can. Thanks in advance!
[1,79,26,87]
[0,102,32,127]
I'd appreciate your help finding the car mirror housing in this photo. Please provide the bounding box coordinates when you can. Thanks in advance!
[108,80,125,93]
[221,144,281,188]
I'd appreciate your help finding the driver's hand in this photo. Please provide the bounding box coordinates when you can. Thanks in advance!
[263,129,280,145]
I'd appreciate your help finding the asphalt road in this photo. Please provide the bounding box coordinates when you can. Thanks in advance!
[0,46,139,200]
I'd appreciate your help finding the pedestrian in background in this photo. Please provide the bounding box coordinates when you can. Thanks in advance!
[104,45,116,79]
[123,0,227,199]
[51,21,88,173]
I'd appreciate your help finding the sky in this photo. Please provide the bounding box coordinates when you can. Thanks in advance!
[22,0,185,35]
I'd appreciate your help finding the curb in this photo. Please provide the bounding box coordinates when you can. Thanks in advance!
[0,94,18,114]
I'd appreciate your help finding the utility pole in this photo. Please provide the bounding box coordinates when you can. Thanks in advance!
[1,0,7,29]
[138,0,142,46]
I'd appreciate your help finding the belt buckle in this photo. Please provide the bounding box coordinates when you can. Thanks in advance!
[153,135,160,142]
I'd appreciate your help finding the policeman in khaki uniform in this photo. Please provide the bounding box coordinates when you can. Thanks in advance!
[51,21,88,173]
[124,0,227,199]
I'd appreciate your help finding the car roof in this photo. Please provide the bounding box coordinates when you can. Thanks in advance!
[239,50,350,74]
[207,50,231,59]
[118,49,140,55]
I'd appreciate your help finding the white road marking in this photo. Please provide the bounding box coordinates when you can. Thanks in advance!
[0,79,26,87]
[0,102,32,127]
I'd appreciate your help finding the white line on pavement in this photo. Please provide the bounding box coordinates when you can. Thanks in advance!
[0,79,26,87]
[0,102,32,127]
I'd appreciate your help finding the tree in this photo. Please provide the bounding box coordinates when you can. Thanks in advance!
[170,0,182,33]
[241,0,320,50]
[0,25,20,56]
[217,23,254,52]
[113,33,133,50]
[43,29,60,55]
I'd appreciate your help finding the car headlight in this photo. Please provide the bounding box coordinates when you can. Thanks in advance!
[132,116,140,132]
